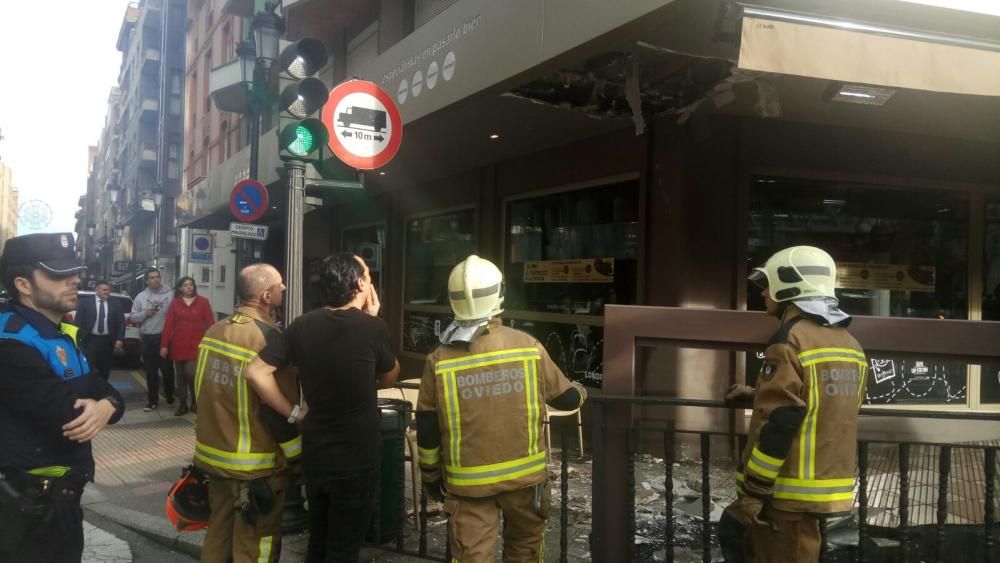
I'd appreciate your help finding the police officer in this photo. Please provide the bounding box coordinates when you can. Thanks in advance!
[719,246,868,563]
[0,233,126,562]
[416,255,587,562]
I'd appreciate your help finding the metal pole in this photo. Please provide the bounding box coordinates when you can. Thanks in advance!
[279,157,310,534]
[284,159,305,323]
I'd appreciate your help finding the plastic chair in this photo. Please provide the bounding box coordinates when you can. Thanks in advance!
[544,405,584,462]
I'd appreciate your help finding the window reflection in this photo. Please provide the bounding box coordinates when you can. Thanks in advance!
[747,177,969,405]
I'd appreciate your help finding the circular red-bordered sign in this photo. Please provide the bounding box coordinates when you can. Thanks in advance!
[229,179,269,222]
[322,80,403,170]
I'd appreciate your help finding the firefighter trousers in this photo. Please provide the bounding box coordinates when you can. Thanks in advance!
[444,482,550,563]
[719,505,822,563]
[201,473,286,563]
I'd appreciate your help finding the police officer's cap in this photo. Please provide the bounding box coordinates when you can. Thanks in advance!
[0,233,86,278]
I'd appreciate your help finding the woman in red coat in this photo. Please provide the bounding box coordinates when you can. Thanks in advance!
[160,276,214,415]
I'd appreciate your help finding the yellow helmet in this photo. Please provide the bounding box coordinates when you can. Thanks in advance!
[748,246,837,302]
[448,255,505,321]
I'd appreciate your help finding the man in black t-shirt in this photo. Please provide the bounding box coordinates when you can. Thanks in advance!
[244,253,399,563]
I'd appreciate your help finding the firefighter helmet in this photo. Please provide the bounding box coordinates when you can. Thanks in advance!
[165,465,210,531]
[448,255,504,321]
[748,246,837,302]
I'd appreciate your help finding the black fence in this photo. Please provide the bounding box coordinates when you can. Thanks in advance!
[589,395,1000,563]
[368,392,998,562]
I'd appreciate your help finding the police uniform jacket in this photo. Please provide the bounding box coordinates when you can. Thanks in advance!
[738,306,868,514]
[417,320,585,498]
[194,306,302,480]
[0,302,125,479]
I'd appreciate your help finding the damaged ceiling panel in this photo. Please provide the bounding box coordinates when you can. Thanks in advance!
[507,47,737,125]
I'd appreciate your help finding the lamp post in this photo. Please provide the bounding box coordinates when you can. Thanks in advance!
[248,5,308,532]
[108,182,120,204]
[153,191,164,270]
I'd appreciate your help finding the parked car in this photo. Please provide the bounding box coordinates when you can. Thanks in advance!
[66,291,142,368]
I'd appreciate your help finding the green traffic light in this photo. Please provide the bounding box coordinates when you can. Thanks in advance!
[279,118,329,161]
[289,124,315,156]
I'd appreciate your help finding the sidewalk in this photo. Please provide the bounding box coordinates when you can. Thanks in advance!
[84,369,430,562]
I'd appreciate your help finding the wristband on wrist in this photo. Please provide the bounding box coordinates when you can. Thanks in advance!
[288,405,301,423]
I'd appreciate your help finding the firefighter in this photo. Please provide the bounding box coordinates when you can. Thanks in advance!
[416,255,587,563]
[193,264,302,563]
[719,246,868,563]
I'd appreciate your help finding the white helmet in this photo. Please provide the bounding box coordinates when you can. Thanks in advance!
[448,255,504,321]
[748,246,837,302]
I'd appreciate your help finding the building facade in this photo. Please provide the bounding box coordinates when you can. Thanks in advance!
[80,0,187,295]
[177,0,250,314]
[175,0,1000,413]
[0,161,17,254]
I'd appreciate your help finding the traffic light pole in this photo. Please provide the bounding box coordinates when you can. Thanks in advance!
[283,158,306,323]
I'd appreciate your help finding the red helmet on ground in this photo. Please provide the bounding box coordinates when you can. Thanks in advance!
[166,465,210,531]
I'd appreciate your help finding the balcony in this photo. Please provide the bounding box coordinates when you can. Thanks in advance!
[138,142,158,169]
[141,46,160,74]
[139,96,159,120]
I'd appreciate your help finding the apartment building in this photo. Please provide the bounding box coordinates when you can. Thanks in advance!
[178,0,248,313]
[80,0,187,294]
[0,161,17,254]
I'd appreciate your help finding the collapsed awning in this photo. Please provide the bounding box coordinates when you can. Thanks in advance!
[737,2,1000,96]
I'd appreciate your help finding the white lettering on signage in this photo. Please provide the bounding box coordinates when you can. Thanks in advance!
[382,14,481,85]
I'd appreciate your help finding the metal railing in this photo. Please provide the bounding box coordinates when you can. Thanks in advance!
[589,395,1000,563]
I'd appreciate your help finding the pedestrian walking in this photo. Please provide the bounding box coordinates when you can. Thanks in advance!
[160,276,214,416]
[244,253,400,563]
[416,255,586,563]
[74,279,125,381]
[129,268,175,411]
[193,263,302,563]
[719,246,868,563]
[0,233,125,562]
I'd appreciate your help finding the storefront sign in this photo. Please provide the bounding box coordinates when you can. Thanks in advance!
[837,262,935,292]
[523,258,614,283]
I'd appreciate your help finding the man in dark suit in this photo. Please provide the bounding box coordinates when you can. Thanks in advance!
[75,280,124,381]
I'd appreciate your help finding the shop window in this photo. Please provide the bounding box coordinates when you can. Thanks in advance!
[401,209,475,355]
[503,179,640,387]
[748,177,969,405]
[979,200,1000,404]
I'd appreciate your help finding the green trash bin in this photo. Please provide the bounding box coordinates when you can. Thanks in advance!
[368,398,412,544]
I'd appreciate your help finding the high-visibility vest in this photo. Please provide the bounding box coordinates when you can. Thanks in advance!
[738,308,867,513]
[193,308,301,480]
[418,324,577,497]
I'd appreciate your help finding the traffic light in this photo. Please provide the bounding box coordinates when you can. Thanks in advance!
[276,38,330,162]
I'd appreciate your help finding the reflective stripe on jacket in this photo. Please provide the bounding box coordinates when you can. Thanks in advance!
[738,307,867,513]
[417,321,579,497]
[193,306,301,480]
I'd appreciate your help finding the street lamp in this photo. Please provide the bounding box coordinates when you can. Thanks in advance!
[108,182,120,204]
[114,225,125,240]
[237,39,256,87]
[87,224,96,238]
[252,8,284,69]
[154,191,164,208]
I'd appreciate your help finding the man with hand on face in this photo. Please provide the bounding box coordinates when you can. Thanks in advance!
[0,233,125,562]
[245,253,400,563]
